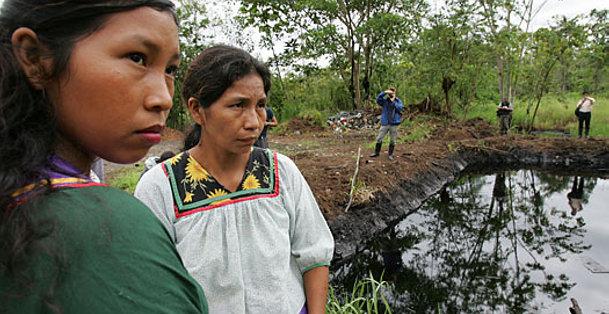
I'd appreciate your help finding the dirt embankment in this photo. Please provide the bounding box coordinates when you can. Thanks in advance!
[271,119,609,262]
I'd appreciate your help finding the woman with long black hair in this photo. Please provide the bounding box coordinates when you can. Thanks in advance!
[0,1,207,312]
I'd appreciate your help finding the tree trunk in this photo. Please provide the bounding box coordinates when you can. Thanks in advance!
[497,56,504,100]
[505,56,512,101]
[362,39,373,104]
[353,56,362,109]
[442,76,455,114]
[349,38,356,110]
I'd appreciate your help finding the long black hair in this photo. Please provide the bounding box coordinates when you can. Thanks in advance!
[0,1,176,311]
[181,45,272,150]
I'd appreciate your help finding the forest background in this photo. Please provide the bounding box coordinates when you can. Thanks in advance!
[168,0,609,136]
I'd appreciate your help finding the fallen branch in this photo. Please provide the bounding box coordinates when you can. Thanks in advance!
[345,146,362,212]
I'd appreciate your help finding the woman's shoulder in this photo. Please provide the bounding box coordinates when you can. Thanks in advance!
[39,185,164,234]
[274,151,297,169]
[137,157,173,188]
[24,185,208,313]
[46,184,145,208]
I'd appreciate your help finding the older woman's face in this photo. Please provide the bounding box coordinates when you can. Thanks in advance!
[196,72,267,156]
[46,7,179,164]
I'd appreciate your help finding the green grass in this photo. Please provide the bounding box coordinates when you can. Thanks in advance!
[367,115,437,149]
[463,92,609,137]
[106,164,144,194]
[327,273,394,314]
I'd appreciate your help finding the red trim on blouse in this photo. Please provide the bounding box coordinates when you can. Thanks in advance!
[173,152,281,219]
[55,182,108,189]
[9,181,109,210]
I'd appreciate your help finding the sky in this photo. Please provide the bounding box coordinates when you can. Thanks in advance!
[428,0,609,30]
[527,0,609,29]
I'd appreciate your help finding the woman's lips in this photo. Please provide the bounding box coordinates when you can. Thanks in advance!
[136,125,164,144]
[238,137,257,145]
[139,132,162,144]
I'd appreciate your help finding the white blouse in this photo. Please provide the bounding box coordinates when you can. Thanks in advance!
[134,149,334,314]
[577,97,595,113]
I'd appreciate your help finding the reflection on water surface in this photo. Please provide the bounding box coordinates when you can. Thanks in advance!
[333,170,609,313]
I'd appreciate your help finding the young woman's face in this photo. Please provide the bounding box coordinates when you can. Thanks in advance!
[196,72,267,156]
[46,7,179,164]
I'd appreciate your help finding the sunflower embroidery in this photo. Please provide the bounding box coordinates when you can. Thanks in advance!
[168,153,182,166]
[185,156,209,184]
[207,188,228,200]
[207,189,231,205]
[242,174,261,190]
[184,191,194,203]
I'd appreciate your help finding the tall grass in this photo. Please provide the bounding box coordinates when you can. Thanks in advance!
[463,92,609,137]
[327,273,394,314]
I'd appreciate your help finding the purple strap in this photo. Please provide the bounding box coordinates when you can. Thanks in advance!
[12,155,94,203]
[43,155,93,182]
[299,303,308,314]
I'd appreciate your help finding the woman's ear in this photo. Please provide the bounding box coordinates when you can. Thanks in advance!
[187,97,206,127]
[11,27,51,89]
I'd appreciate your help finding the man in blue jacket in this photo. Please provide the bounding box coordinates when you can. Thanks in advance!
[370,87,404,160]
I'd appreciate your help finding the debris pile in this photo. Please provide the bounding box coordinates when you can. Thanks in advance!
[327,110,379,132]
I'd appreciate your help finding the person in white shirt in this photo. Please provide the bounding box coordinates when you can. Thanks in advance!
[576,92,596,139]
[135,45,334,314]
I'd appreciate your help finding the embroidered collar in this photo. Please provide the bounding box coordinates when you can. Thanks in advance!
[163,148,280,217]
[12,155,102,200]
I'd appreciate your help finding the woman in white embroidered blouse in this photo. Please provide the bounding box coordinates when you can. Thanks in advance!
[134,45,334,314]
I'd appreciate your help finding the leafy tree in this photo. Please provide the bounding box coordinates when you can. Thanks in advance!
[240,0,426,110]
[578,9,609,93]
[520,17,586,129]
[167,0,210,130]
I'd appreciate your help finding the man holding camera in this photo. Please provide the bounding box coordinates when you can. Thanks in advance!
[370,87,404,160]
[496,98,513,135]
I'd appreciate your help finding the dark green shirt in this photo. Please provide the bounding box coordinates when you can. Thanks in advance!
[1,185,208,313]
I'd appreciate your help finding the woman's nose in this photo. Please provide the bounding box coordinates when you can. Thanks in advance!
[144,73,173,112]
[243,107,262,130]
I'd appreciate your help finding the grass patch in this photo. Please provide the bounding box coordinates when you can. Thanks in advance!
[107,164,144,194]
[327,273,394,314]
[462,92,609,137]
[367,115,437,149]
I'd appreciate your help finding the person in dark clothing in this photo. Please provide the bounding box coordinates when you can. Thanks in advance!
[567,176,585,216]
[254,107,278,149]
[492,172,508,210]
[496,98,513,135]
[370,87,404,160]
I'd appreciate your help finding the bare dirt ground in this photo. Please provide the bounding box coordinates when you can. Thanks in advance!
[106,118,609,225]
